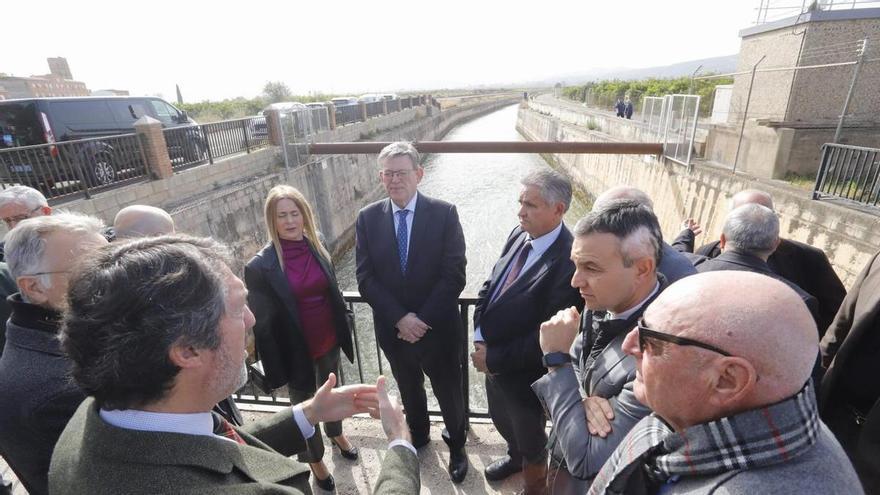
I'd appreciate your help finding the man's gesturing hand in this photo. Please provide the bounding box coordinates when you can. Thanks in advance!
[370,375,411,443]
[302,373,378,425]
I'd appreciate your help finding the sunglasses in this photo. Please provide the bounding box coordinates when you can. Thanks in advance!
[637,318,732,357]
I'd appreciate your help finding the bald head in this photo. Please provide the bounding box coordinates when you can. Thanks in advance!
[731,189,774,210]
[594,185,654,212]
[644,271,816,409]
[113,205,175,240]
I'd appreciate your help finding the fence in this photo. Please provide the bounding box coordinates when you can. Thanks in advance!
[661,94,701,167]
[813,143,880,207]
[754,0,880,25]
[0,133,148,201]
[335,104,362,126]
[641,96,666,140]
[234,293,490,419]
[365,100,385,118]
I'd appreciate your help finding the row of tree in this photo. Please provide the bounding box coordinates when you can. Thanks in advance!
[178,82,337,123]
[562,75,733,116]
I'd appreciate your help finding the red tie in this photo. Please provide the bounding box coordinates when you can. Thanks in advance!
[214,413,247,445]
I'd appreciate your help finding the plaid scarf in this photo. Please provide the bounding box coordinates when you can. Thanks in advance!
[589,382,820,494]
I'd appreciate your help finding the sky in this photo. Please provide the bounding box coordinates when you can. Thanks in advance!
[2,0,758,102]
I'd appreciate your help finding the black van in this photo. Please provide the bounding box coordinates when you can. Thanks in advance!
[0,96,202,188]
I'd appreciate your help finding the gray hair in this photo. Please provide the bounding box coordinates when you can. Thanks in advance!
[521,169,572,212]
[5,211,105,288]
[593,185,654,211]
[722,204,779,258]
[62,235,232,410]
[378,141,420,170]
[0,186,48,210]
[574,199,663,267]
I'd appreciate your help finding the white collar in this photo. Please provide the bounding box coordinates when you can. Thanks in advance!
[526,222,563,254]
[99,408,218,439]
[608,281,661,320]
[391,192,418,214]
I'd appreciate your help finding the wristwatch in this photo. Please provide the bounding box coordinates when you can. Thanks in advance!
[542,352,572,368]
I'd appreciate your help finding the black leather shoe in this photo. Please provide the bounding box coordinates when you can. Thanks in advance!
[330,437,359,461]
[485,455,522,482]
[314,473,335,492]
[449,447,468,484]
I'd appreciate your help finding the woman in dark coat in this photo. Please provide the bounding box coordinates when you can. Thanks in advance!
[244,185,356,491]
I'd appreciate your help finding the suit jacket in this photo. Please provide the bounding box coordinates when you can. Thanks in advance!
[355,193,466,354]
[49,398,420,494]
[657,242,696,283]
[695,250,821,328]
[473,225,581,386]
[678,233,845,336]
[531,285,660,490]
[244,240,354,392]
[0,295,85,495]
[0,264,16,356]
[820,251,880,450]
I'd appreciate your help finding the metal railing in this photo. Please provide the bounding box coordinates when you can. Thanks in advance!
[335,104,362,126]
[386,98,401,113]
[365,101,385,118]
[0,133,149,201]
[234,293,489,420]
[813,143,880,207]
[309,107,330,132]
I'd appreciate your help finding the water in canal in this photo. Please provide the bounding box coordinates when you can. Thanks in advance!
[333,103,591,412]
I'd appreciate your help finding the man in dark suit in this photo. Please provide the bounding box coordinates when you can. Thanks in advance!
[356,142,468,482]
[532,200,662,493]
[672,189,845,335]
[50,235,419,494]
[0,212,108,495]
[819,249,880,493]
[694,203,820,326]
[471,169,581,492]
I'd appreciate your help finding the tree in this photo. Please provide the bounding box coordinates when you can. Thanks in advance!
[262,81,292,104]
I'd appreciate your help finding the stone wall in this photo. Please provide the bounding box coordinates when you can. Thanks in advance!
[517,105,880,288]
[42,96,518,271]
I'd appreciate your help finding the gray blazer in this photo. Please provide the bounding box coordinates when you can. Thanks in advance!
[532,312,652,493]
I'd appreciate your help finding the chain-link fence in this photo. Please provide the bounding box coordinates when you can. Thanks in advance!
[662,95,701,166]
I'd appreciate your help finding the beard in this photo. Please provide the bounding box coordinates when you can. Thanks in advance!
[210,344,249,399]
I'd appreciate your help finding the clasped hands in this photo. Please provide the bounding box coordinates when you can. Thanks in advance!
[396,312,430,343]
[301,373,410,443]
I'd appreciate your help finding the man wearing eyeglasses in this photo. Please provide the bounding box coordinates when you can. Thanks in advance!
[356,141,468,483]
[0,186,53,261]
[532,199,664,494]
[588,271,862,494]
[0,212,108,495]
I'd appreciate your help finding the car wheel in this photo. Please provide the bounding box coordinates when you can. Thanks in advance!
[86,152,116,186]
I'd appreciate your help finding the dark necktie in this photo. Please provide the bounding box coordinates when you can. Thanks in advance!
[213,412,247,445]
[396,210,409,274]
[497,240,532,298]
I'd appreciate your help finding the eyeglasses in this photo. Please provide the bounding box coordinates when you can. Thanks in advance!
[2,205,43,227]
[637,318,732,357]
[381,169,411,180]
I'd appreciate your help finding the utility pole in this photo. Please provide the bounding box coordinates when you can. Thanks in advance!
[833,38,867,143]
[732,55,766,174]
[688,64,703,95]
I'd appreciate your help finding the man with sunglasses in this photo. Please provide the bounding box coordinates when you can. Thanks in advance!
[532,199,665,493]
[0,212,108,495]
[589,271,862,494]
[0,186,53,262]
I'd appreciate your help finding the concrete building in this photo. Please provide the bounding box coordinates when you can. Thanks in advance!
[47,57,73,80]
[704,7,880,178]
[0,57,90,99]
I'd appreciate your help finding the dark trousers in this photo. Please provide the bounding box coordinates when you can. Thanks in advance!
[387,336,466,450]
[826,405,880,494]
[288,347,342,464]
[486,374,548,465]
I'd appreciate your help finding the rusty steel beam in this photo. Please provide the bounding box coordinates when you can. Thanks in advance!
[307,141,663,155]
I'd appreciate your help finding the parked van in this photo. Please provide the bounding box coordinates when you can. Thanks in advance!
[0,96,201,187]
[330,97,358,107]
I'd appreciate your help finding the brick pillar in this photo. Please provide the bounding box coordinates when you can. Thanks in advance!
[359,101,368,122]
[325,103,337,130]
[133,116,172,179]
[264,109,283,146]
[382,99,388,115]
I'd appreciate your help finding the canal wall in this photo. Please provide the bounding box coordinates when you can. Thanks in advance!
[517,105,880,287]
[49,96,519,271]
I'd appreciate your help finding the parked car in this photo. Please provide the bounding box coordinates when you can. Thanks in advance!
[358,94,383,103]
[330,97,358,107]
[380,93,398,101]
[0,96,202,188]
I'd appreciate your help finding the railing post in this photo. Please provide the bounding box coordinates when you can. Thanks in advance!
[202,125,214,165]
[325,103,337,130]
[265,109,284,146]
[133,116,173,179]
[358,101,368,122]
[382,99,388,115]
[242,119,251,153]
[459,301,471,430]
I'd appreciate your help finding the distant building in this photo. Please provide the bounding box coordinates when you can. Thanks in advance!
[47,57,73,80]
[0,57,89,99]
[91,89,130,96]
